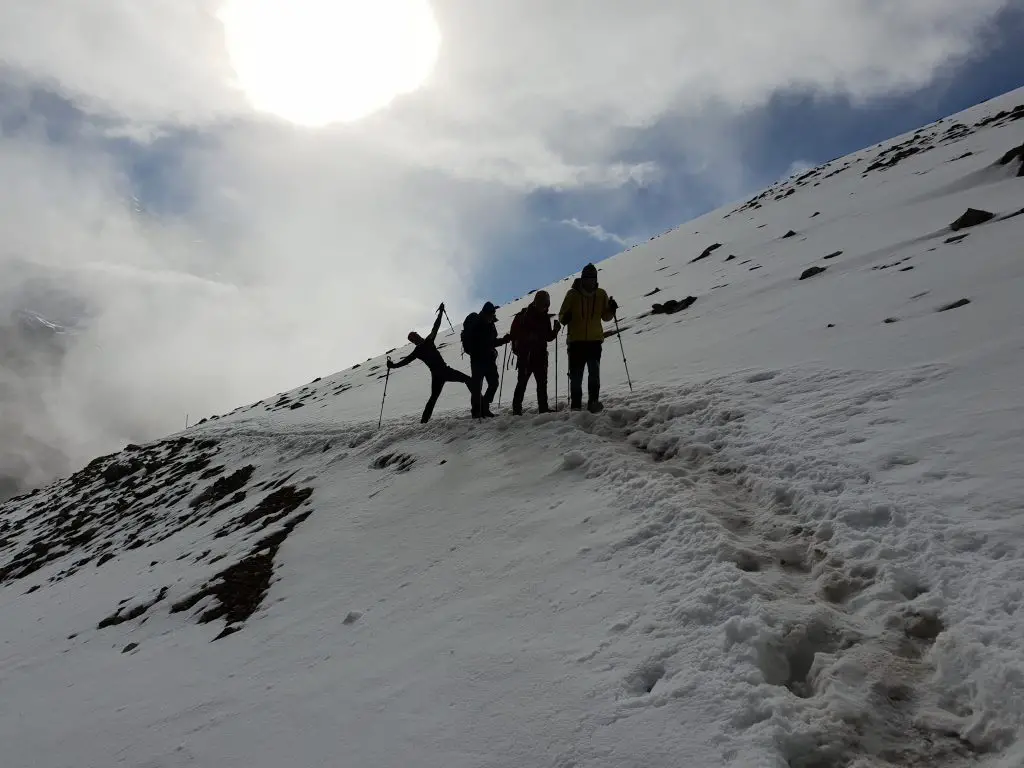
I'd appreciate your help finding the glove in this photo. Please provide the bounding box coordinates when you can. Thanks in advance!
[608,298,619,314]
[386,359,394,369]
[501,334,511,344]
[553,321,562,334]
[437,302,445,314]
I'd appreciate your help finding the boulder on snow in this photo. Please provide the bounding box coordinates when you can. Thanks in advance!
[950,208,995,231]
[651,297,697,315]
[689,243,723,264]
[782,230,799,239]
[725,254,736,262]
[938,298,971,313]
[799,266,828,281]
[643,287,661,297]
[996,141,1024,166]
[823,250,843,260]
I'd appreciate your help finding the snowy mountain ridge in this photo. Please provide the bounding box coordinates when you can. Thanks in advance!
[1,88,1023,768]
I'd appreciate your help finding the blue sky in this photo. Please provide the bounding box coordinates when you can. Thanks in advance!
[483,3,1024,306]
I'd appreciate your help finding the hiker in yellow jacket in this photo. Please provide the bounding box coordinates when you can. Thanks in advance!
[558,263,618,413]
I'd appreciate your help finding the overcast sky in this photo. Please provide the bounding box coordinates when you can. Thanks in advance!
[1,0,1023,475]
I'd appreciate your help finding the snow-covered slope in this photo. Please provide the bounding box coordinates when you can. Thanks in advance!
[2,90,1023,768]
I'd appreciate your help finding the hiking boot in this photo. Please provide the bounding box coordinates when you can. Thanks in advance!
[512,404,523,416]
[587,400,604,414]
[482,408,497,418]
[570,403,583,412]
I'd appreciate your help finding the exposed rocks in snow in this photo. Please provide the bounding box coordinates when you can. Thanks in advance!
[171,491,314,641]
[799,266,827,281]
[371,452,415,473]
[945,233,971,244]
[811,211,820,218]
[783,230,799,239]
[950,208,995,231]
[689,243,723,264]
[191,465,256,510]
[98,587,169,629]
[651,297,698,315]
[996,142,1024,166]
[724,254,736,262]
[975,103,1024,128]
[938,298,971,313]
[823,250,843,260]
[643,287,661,297]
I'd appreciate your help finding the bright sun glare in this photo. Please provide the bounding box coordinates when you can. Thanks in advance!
[219,0,441,127]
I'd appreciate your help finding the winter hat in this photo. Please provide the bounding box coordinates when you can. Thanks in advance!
[581,263,598,279]
[481,301,498,317]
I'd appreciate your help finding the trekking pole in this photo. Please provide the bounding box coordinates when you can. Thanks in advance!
[498,345,508,406]
[378,357,392,430]
[554,331,559,412]
[440,304,456,335]
[613,313,633,392]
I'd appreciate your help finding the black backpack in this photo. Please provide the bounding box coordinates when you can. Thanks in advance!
[461,313,483,357]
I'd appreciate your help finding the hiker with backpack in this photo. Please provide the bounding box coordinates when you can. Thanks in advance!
[557,263,618,413]
[461,301,510,418]
[509,291,561,415]
[387,303,474,423]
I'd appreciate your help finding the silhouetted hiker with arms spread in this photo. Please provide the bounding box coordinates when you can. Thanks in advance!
[388,304,474,423]
[558,263,617,413]
[508,290,560,415]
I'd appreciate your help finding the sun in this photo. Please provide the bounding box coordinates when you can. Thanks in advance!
[218,0,441,127]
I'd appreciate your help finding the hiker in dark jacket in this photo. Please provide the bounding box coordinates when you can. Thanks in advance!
[510,291,561,415]
[462,301,510,418]
[557,263,617,413]
[388,304,473,423]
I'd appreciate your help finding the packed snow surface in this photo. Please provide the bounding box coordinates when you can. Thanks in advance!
[2,90,1023,768]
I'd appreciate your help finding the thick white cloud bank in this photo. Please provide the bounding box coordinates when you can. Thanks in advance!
[0,0,1013,492]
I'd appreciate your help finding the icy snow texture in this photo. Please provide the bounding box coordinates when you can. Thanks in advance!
[1,89,1023,768]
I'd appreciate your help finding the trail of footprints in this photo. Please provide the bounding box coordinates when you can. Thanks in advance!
[567,405,988,767]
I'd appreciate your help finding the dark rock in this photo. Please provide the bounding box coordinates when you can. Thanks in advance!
[749,265,762,271]
[689,243,723,264]
[782,230,798,239]
[643,287,661,297]
[122,643,139,653]
[651,297,698,315]
[950,208,995,231]
[945,234,970,244]
[827,324,835,328]
[899,266,915,272]
[799,266,828,281]
[823,251,843,260]
[884,318,900,324]
[725,254,736,262]
[810,212,820,218]
[938,298,971,313]
[190,465,256,509]
[288,402,305,410]
[996,142,1024,166]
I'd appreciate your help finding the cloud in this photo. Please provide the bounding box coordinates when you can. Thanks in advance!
[559,218,629,247]
[0,0,1013,493]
